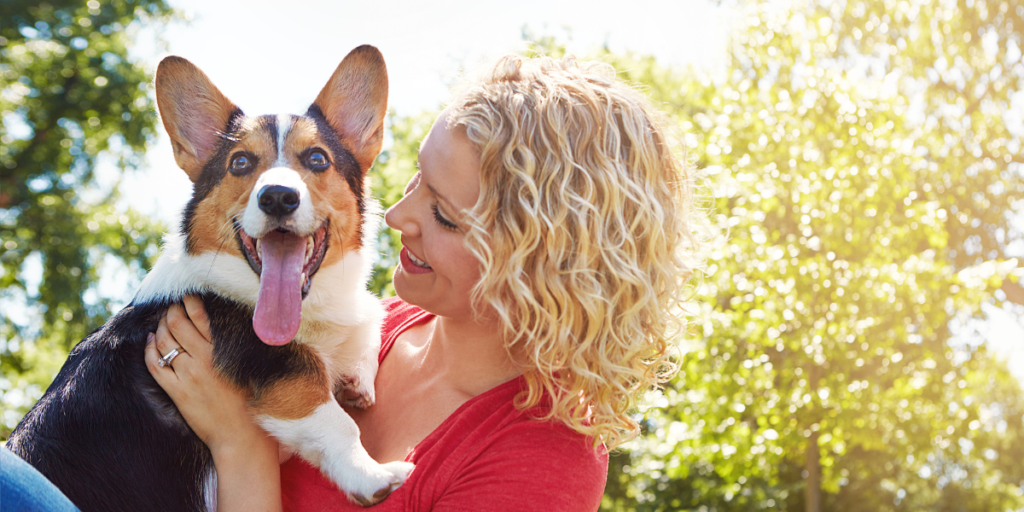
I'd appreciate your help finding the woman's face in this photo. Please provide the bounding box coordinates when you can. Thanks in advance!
[384,109,482,319]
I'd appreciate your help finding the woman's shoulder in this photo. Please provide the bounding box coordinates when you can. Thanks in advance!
[469,385,608,467]
[379,296,431,362]
[465,402,609,476]
[378,377,607,511]
[415,377,608,510]
[381,295,423,323]
[381,296,433,334]
[425,378,606,485]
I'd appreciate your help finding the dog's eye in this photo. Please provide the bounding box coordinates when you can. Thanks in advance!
[229,153,255,175]
[305,150,330,172]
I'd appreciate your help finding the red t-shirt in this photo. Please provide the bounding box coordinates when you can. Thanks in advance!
[280,297,609,511]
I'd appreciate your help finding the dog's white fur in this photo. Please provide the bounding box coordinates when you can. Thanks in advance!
[275,114,293,167]
[260,402,413,500]
[133,116,409,504]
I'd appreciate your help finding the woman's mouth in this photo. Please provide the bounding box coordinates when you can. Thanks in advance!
[400,247,433,274]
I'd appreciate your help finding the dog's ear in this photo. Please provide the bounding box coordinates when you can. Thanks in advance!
[155,56,239,182]
[312,45,388,171]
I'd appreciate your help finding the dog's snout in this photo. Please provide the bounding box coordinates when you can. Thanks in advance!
[258,185,300,217]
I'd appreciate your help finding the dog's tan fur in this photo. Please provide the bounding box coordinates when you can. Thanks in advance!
[255,373,331,420]
[314,50,389,171]
[155,58,238,182]
[145,47,414,505]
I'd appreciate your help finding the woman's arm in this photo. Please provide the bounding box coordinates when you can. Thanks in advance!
[145,295,282,512]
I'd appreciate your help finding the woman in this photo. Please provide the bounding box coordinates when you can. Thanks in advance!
[145,54,700,511]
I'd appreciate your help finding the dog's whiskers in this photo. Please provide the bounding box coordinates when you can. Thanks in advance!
[204,214,242,283]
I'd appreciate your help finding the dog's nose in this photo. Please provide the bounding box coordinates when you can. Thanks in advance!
[257,185,300,217]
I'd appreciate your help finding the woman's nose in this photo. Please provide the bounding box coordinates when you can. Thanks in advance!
[384,195,420,237]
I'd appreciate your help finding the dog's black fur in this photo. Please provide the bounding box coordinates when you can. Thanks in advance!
[8,106,327,509]
[7,46,399,511]
[8,291,321,512]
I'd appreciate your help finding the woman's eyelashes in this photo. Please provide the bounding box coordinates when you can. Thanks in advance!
[431,203,460,231]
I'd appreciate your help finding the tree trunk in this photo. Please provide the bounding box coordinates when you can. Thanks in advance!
[806,363,822,512]
[805,430,821,512]
[1002,278,1024,307]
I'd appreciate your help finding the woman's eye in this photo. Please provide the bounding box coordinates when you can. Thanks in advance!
[431,203,459,232]
[305,150,330,172]
[229,153,254,175]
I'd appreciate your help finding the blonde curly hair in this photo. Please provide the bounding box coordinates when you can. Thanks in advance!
[447,54,700,450]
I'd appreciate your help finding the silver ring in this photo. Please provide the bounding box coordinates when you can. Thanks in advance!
[157,348,183,368]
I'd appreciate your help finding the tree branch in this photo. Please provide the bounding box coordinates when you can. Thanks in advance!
[1002,278,1024,307]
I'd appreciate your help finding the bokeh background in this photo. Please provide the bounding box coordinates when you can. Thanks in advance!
[2,0,1024,510]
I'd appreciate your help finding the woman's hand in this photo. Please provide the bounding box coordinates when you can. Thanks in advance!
[145,295,282,512]
[144,296,260,452]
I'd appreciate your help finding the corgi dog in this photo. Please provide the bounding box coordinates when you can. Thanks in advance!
[7,45,413,511]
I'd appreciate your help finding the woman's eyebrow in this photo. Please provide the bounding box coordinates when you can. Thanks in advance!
[417,147,461,212]
[425,182,459,212]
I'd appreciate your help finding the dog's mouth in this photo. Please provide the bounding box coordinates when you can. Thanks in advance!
[236,220,330,346]
[237,221,330,293]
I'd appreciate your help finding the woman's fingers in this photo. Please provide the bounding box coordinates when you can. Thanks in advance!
[154,315,179,354]
[144,300,259,449]
[181,295,212,342]
[145,332,179,386]
[152,315,191,369]
[166,302,212,360]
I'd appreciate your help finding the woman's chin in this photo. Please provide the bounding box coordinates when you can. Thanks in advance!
[392,267,425,302]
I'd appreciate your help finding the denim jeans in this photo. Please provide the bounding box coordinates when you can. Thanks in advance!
[1,446,80,512]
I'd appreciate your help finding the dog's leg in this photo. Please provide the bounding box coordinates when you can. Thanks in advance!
[253,376,414,505]
[259,401,414,505]
[331,320,380,410]
[315,315,382,410]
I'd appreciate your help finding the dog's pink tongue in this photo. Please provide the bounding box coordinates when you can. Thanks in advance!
[253,231,305,345]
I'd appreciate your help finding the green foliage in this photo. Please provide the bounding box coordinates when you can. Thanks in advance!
[367,111,438,297]
[593,0,1024,510]
[4,1,1023,509]
[1,0,174,437]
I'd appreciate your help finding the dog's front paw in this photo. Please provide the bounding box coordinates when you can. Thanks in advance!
[349,461,415,506]
[336,374,375,409]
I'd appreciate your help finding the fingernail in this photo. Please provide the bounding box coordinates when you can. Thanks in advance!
[147,333,155,344]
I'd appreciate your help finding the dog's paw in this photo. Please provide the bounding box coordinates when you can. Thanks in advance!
[349,461,415,507]
[336,374,375,409]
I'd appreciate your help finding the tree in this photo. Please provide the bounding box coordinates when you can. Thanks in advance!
[592,0,1024,510]
[0,0,174,437]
